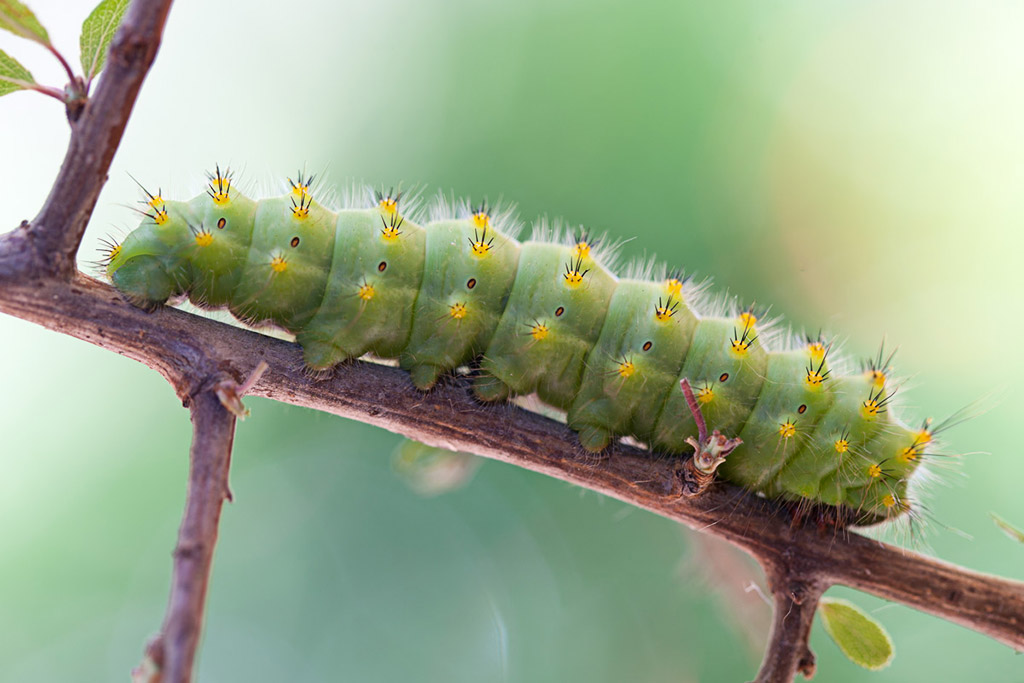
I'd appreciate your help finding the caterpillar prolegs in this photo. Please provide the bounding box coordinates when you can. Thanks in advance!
[105,167,939,526]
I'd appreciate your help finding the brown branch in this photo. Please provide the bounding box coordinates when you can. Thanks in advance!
[0,0,173,279]
[135,387,237,683]
[753,566,825,682]
[1,275,1022,665]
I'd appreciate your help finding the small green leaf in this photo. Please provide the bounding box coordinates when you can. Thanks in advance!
[992,513,1024,544]
[0,0,51,45]
[0,47,35,97]
[819,598,894,671]
[80,0,129,81]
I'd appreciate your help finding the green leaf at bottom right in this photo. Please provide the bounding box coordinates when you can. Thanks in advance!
[819,597,895,671]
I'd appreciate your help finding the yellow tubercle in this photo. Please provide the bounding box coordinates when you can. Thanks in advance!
[209,178,230,205]
[107,244,122,262]
[288,172,314,202]
[152,207,169,225]
[469,226,493,258]
[869,369,887,388]
[834,438,849,454]
[195,232,213,247]
[881,494,897,509]
[805,370,825,388]
[381,214,404,241]
[357,283,375,301]
[867,463,882,478]
[654,296,678,322]
[665,278,683,297]
[449,302,467,319]
[731,313,757,357]
[270,255,288,273]
[861,399,880,419]
[899,442,925,462]
[207,165,232,205]
[563,256,588,288]
[697,386,714,404]
[573,241,591,259]
[778,421,796,439]
[897,421,934,462]
[472,212,490,228]
[730,339,751,357]
[379,197,398,214]
[807,341,826,362]
[147,195,164,210]
[617,360,636,379]
[530,323,549,341]
[291,188,313,220]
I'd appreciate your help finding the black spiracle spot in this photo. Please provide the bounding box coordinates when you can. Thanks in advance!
[555,306,565,317]
[290,236,300,248]
[217,217,226,229]
[642,341,653,351]
[798,404,807,414]
[719,373,729,382]
[467,278,476,289]
[378,261,387,272]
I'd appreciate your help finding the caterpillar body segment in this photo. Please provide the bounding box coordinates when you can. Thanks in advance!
[400,218,520,391]
[722,349,835,489]
[231,195,337,330]
[186,192,259,307]
[566,279,699,452]
[473,241,617,409]
[652,318,769,453]
[107,174,933,525]
[300,209,428,369]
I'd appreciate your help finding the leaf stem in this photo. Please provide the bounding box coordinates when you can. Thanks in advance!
[45,43,78,88]
[0,75,64,100]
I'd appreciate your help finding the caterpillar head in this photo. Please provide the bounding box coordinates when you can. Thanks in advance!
[106,200,194,307]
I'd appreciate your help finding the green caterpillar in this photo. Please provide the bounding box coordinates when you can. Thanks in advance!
[103,166,938,526]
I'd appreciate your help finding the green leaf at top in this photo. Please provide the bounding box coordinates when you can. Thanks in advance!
[992,513,1024,544]
[0,47,35,97]
[818,598,894,671]
[0,0,51,45]
[80,0,129,82]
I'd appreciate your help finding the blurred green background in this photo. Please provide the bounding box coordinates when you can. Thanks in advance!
[2,0,1023,680]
